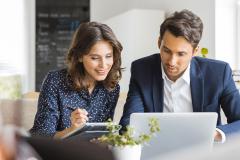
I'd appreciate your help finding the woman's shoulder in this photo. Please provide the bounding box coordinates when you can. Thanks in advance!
[40,68,71,95]
[98,83,120,95]
[107,83,120,96]
[47,68,67,77]
[113,83,120,92]
[43,68,68,85]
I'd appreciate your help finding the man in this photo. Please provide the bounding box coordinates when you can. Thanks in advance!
[120,9,240,142]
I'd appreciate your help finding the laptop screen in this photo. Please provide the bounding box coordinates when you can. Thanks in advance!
[129,112,217,160]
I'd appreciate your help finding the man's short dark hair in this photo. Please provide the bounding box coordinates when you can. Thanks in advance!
[160,9,203,49]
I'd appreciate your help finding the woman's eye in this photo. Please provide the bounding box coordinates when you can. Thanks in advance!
[91,57,99,60]
[106,54,113,58]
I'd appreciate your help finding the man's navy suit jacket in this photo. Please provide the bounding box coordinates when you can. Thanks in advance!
[120,53,240,136]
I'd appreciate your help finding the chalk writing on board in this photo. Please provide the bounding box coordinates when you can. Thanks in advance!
[35,0,89,91]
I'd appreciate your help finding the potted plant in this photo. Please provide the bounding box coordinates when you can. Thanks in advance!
[98,118,160,160]
[200,47,208,58]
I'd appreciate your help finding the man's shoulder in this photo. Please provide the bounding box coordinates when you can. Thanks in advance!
[132,53,160,66]
[191,57,231,77]
[130,54,161,78]
[192,56,228,68]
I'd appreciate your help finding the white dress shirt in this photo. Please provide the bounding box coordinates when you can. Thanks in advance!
[161,63,192,113]
[161,63,226,143]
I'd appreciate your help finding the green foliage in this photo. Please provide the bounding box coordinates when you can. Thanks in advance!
[201,47,208,58]
[98,118,160,147]
[0,75,22,99]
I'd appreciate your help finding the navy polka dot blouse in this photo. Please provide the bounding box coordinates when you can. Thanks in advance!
[30,69,120,137]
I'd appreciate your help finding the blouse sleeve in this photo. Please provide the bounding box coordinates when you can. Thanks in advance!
[107,84,120,120]
[30,71,60,137]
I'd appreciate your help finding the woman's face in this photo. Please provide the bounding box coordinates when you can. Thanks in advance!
[82,40,114,84]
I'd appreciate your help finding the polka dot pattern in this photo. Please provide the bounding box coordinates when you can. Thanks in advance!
[30,69,120,137]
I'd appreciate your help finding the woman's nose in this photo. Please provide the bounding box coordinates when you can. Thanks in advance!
[99,59,107,68]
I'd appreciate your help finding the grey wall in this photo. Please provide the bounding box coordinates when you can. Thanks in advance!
[91,0,216,58]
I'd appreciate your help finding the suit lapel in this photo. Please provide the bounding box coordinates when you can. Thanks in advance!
[152,54,164,112]
[190,58,204,112]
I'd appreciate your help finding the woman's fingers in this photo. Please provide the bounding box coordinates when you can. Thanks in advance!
[70,108,89,129]
[72,109,88,120]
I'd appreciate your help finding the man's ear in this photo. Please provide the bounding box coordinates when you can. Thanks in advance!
[158,37,162,49]
[193,46,199,56]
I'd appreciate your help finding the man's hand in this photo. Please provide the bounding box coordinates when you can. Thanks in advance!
[214,130,222,141]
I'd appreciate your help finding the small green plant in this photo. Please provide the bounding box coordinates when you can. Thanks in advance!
[98,118,160,147]
[0,75,22,99]
[201,47,208,58]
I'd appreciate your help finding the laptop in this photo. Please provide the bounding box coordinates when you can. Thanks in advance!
[129,112,217,160]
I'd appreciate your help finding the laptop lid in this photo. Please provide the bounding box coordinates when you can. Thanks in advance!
[129,112,217,160]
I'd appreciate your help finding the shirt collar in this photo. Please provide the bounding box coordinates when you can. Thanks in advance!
[161,62,190,85]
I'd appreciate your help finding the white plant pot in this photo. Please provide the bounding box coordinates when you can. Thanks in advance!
[112,145,141,160]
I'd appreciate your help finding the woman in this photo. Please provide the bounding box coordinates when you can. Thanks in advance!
[30,22,123,138]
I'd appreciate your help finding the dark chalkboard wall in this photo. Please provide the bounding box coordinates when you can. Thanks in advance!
[36,0,89,91]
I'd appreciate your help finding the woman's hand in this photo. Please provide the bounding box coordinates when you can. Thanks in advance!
[70,108,89,130]
[54,108,88,139]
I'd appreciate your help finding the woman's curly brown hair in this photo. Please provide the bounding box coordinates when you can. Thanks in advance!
[66,22,123,91]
